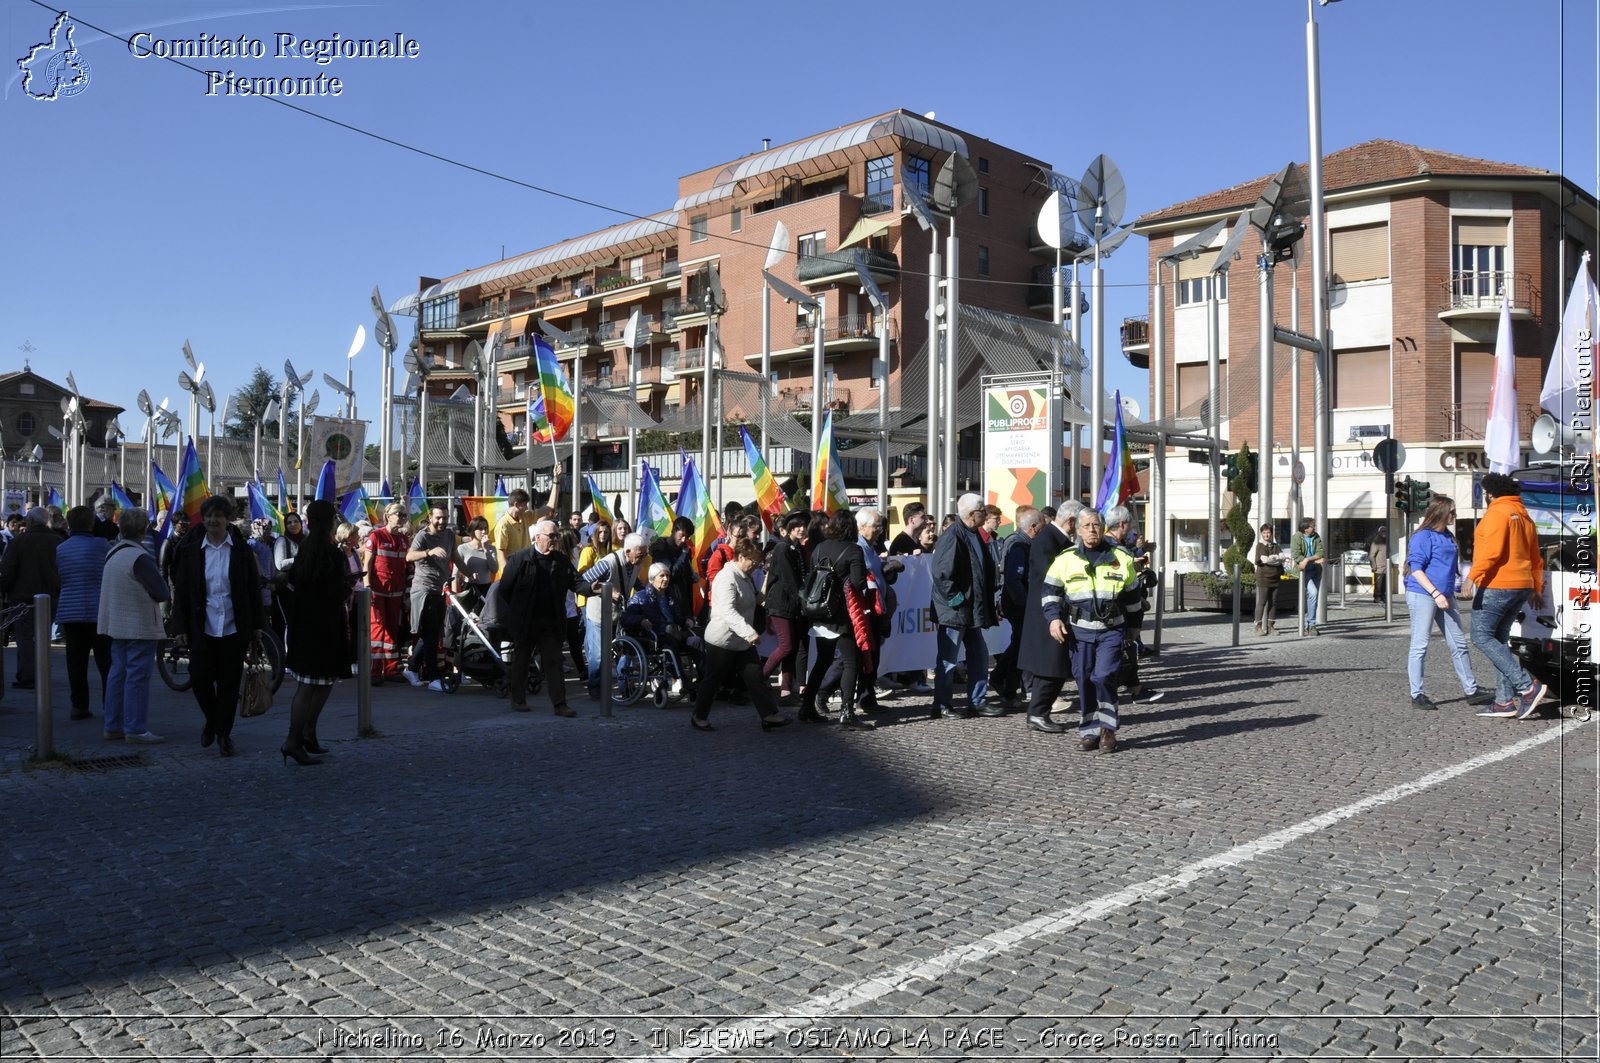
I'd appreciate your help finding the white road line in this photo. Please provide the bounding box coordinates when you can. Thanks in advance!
[620,720,1581,1062]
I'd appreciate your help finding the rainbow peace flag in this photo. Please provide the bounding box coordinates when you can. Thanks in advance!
[248,479,284,534]
[810,409,850,514]
[585,474,613,525]
[636,461,675,539]
[406,477,428,528]
[148,460,178,536]
[739,426,787,530]
[1094,389,1140,517]
[109,481,135,513]
[529,336,575,444]
[314,460,338,503]
[460,495,509,530]
[178,437,206,525]
[676,454,723,570]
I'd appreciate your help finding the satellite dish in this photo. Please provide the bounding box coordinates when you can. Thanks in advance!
[182,339,197,373]
[763,270,817,309]
[1121,395,1141,420]
[347,324,366,361]
[764,222,792,271]
[538,318,577,349]
[1035,192,1077,251]
[1160,217,1229,264]
[137,390,152,416]
[1077,154,1127,239]
[178,370,196,393]
[623,308,644,351]
[1208,212,1251,275]
[462,340,483,375]
[932,153,979,214]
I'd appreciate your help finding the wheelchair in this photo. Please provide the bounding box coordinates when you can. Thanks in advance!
[609,627,699,708]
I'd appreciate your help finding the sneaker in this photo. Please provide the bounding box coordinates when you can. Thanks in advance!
[1136,688,1166,704]
[427,679,448,692]
[123,731,165,744]
[1464,690,1496,707]
[402,670,422,688]
[1514,682,1548,721]
[1477,701,1519,719]
[908,680,933,695]
[1410,694,1437,710]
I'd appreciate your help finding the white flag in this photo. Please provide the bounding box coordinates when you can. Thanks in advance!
[1540,250,1599,426]
[1484,300,1520,475]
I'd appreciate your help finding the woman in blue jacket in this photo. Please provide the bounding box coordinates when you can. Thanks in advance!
[1403,496,1487,709]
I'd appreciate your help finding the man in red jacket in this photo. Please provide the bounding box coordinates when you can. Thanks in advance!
[1468,473,1547,720]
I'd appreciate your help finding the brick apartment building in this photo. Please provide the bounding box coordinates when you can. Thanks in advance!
[389,109,1075,499]
[1131,140,1598,569]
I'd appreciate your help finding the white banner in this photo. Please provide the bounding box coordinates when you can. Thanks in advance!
[305,416,368,500]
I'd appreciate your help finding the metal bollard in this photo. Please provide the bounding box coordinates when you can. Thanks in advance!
[1152,569,1165,655]
[354,586,373,735]
[33,594,52,759]
[1338,558,1348,609]
[599,588,613,717]
[1230,565,1241,647]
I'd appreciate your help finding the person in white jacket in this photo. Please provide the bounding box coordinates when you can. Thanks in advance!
[690,539,790,733]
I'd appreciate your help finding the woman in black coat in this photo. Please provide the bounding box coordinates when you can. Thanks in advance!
[170,495,265,757]
[799,508,873,729]
[1017,513,1075,733]
[761,511,810,701]
[281,500,356,765]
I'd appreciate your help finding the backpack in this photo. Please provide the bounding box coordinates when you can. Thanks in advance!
[800,554,842,622]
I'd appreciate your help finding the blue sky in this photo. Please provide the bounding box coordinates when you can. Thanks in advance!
[5,0,1596,437]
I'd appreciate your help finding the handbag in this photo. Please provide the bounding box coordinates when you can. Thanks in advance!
[238,635,274,717]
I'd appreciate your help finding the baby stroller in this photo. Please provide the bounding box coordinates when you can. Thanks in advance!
[440,585,538,698]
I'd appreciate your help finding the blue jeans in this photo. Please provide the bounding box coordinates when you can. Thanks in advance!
[935,625,990,711]
[1303,570,1321,628]
[105,638,157,735]
[1406,591,1479,698]
[1469,588,1534,703]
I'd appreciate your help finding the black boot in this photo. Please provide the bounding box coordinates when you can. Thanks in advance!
[837,708,876,730]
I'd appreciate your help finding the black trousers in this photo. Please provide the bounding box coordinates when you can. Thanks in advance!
[509,630,565,710]
[803,635,858,715]
[1027,673,1070,718]
[191,630,248,739]
[990,620,1025,699]
[694,644,777,722]
[62,621,111,711]
[407,591,446,677]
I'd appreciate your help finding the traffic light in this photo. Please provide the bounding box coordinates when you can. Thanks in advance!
[1394,478,1411,513]
[1222,452,1259,493]
[1408,479,1433,512]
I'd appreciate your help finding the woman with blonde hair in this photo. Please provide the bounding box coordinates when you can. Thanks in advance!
[1403,495,1486,709]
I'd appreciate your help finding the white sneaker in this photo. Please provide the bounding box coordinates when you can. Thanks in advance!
[427,679,447,692]
[402,670,422,687]
[909,680,933,695]
[123,731,165,744]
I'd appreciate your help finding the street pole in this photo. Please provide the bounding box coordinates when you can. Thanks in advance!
[925,238,942,513]
[876,316,889,515]
[1206,274,1222,570]
[296,409,308,511]
[760,279,771,490]
[809,297,826,495]
[1307,0,1332,627]
[1089,242,1105,498]
[1152,259,1168,612]
[379,344,393,494]
[1258,250,1275,530]
[418,381,430,505]
[572,348,583,516]
[1052,247,1066,505]
[1291,268,1303,536]
[1069,259,1084,502]
[277,387,289,493]
[943,221,959,510]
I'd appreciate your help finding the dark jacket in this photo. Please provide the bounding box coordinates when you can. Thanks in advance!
[763,537,808,620]
[500,545,577,640]
[931,522,997,629]
[169,526,265,642]
[807,538,868,627]
[622,585,682,635]
[0,525,62,604]
[1000,534,1032,620]
[1017,522,1073,678]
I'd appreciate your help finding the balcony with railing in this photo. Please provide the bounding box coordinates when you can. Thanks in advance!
[661,294,715,331]
[594,315,660,345]
[1027,222,1092,257]
[776,386,853,415]
[796,247,899,287]
[1438,401,1543,443]
[663,347,707,374]
[494,384,530,406]
[792,313,880,346]
[1121,315,1150,369]
[1440,270,1537,320]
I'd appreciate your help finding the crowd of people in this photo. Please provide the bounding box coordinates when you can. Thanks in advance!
[0,467,1555,763]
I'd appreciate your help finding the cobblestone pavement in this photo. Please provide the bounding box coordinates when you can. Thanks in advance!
[1,603,1595,1061]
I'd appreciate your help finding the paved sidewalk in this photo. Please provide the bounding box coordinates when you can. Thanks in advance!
[1,602,1593,1061]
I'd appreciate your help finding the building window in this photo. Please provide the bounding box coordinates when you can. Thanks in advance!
[1176,363,1227,417]
[977,186,989,216]
[1453,218,1507,298]
[798,230,827,265]
[977,156,989,174]
[730,206,742,233]
[421,295,458,331]
[1175,273,1227,307]
[1454,344,1495,427]
[864,155,894,214]
[690,214,708,243]
[14,412,34,437]
[1333,347,1390,409]
[628,256,645,281]
[978,245,990,277]
[1329,223,1389,284]
[904,156,930,197]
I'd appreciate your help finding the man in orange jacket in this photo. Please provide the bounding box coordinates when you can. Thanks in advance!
[1467,473,1548,720]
